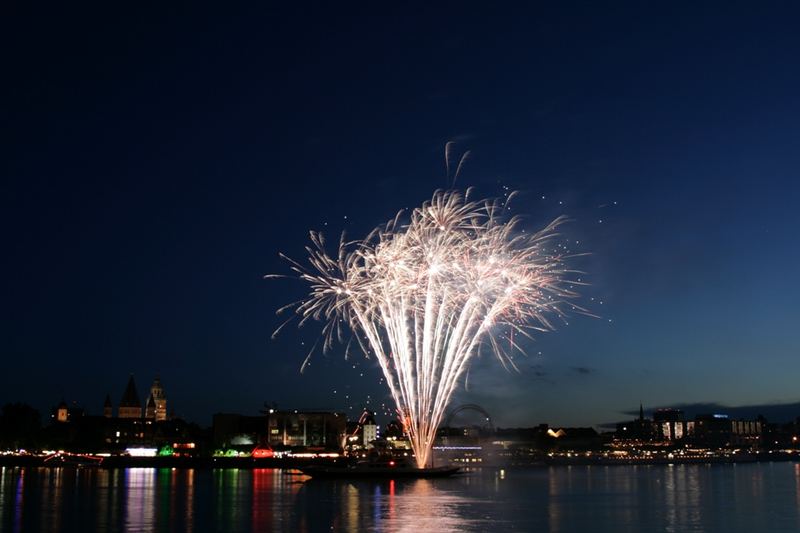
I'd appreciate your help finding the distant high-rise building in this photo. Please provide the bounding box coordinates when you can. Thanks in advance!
[103,394,113,418]
[147,377,167,421]
[118,375,142,418]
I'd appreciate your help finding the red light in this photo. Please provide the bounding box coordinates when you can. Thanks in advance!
[252,447,274,458]
[389,461,395,466]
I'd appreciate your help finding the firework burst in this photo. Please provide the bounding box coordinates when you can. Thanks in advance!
[271,189,584,468]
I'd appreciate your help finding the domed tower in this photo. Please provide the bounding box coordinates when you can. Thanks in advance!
[103,394,113,418]
[147,377,168,422]
[118,374,142,419]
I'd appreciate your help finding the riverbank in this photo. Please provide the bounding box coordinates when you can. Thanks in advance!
[0,455,338,469]
[1,451,798,469]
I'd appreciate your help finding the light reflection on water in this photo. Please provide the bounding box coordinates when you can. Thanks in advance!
[2,463,800,532]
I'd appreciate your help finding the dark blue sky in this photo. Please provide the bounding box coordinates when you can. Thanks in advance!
[3,3,799,427]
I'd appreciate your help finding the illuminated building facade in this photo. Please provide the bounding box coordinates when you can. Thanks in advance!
[118,375,168,421]
[614,405,766,448]
[653,408,686,441]
[361,412,377,447]
[51,400,84,424]
[730,418,763,447]
[267,411,346,449]
[146,378,168,421]
[56,400,68,423]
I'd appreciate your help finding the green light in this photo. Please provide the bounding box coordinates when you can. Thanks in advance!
[158,446,173,457]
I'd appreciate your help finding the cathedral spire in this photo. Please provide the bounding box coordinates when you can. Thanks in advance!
[145,395,156,419]
[119,374,142,418]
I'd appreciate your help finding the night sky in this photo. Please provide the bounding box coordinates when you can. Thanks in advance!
[3,3,799,428]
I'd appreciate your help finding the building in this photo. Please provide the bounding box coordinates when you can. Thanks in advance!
[117,375,167,421]
[344,410,381,452]
[118,375,142,419]
[56,400,68,423]
[267,410,346,450]
[615,403,654,442]
[361,412,377,447]
[44,377,186,452]
[146,378,168,421]
[52,400,84,424]
[653,409,686,441]
[548,427,602,451]
[212,413,267,448]
[691,414,732,448]
[145,396,156,419]
[730,418,763,447]
[212,409,348,451]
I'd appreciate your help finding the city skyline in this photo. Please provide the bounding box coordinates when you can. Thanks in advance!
[12,373,800,431]
[3,4,800,428]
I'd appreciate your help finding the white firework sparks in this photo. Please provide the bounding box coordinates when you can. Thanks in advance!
[272,189,584,468]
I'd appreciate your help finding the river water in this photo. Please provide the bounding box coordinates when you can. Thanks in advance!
[2,463,799,532]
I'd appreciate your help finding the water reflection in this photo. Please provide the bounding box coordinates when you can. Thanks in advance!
[795,464,800,530]
[14,468,24,532]
[250,468,302,530]
[381,478,482,532]
[2,463,800,531]
[125,468,155,531]
[287,475,486,532]
[661,464,701,532]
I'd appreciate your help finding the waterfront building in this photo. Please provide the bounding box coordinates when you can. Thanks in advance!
[653,408,686,441]
[213,409,348,451]
[362,412,378,447]
[212,413,266,448]
[268,410,346,449]
[692,414,732,448]
[730,418,763,447]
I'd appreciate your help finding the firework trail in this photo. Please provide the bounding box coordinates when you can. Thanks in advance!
[272,189,583,468]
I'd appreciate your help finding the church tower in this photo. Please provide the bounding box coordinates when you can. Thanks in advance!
[103,394,113,418]
[145,395,156,419]
[147,377,168,422]
[56,400,68,423]
[118,374,142,418]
